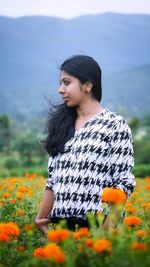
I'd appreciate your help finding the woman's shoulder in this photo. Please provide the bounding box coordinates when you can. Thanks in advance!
[104,108,124,120]
[102,108,131,131]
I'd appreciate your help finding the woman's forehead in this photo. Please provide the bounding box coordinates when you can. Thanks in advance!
[60,70,76,80]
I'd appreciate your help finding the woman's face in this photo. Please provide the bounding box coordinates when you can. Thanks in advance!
[59,70,89,107]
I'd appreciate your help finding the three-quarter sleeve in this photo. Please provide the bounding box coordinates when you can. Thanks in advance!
[44,156,56,191]
[110,118,136,197]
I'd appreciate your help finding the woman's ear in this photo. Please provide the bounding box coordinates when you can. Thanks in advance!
[85,81,93,93]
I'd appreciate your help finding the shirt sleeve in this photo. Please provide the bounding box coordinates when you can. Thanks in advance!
[109,117,136,197]
[44,156,56,191]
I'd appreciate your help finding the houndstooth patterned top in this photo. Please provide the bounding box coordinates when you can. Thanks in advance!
[45,108,135,219]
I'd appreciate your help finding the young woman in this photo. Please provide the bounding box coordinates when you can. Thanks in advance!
[35,55,135,233]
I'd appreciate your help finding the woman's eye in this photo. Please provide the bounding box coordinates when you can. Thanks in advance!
[60,79,70,86]
[64,80,70,85]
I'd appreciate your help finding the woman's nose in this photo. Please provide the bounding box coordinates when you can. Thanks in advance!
[58,85,66,94]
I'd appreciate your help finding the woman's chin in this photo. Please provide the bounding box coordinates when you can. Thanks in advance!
[64,101,75,107]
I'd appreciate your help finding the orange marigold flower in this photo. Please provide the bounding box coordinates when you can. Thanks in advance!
[0,232,10,242]
[124,216,142,227]
[101,188,127,204]
[48,229,70,242]
[44,244,65,263]
[145,203,150,210]
[93,239,112,253]
[78,244,84,251]
[85,238,93,247]
[8,186,15,192]
[15,209,25,216]
[145,176,150,181]
[136,230,147,238]
[0,222,20,241]
[125,203,133,208]
[25,173,37,180]
[146,184,150,191]
[2,192,10,199]
[74,232,80,240]
[26,190,33,196]
[4,222,20,236]
[25,224,34,231]
[18,186,29,193]
[125,200,133,206]
[74,227,90,240]
[135,186,142,191]
[130,192,138,198]
[112,229,120,236]
[131,242,148,251]
[135,197,143,203]
[18,245,26,252]
[17,191,23,200]
[33,247,46,258]
[8,199,16,204]
[125,206,136,214]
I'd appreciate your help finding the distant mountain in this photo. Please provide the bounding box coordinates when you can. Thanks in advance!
[102,65,150,117]
[0,13,150,120]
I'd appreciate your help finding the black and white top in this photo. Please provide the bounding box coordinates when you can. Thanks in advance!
[45,108,135,219]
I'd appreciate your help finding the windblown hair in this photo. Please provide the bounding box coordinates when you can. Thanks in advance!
[45,55,102,156]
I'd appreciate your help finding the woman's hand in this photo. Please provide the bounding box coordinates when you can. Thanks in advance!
[35,217,51,234]
[34,190,54,234]
[102,214,110,230]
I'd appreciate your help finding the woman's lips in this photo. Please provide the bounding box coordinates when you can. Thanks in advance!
[63,97,69,102]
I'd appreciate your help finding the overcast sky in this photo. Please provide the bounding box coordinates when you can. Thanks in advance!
[0,0,150,19]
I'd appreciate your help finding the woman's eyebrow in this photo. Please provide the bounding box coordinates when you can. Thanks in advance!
[60,77,71,83]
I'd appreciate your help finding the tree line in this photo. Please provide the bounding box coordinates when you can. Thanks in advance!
[0,113,150,171]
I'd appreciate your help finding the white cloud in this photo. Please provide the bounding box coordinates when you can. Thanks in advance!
[0,0,150,18]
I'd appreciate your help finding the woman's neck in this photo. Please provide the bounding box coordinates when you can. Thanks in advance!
[76,99,103,119]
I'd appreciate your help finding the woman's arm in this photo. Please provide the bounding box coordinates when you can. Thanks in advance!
[109,117,136,196]
[102,204,125,230]
[35,156,56,234]
[35,189,54,234]
[102,118,135,230]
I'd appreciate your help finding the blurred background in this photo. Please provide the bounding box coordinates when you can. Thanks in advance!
[0,0,150,177]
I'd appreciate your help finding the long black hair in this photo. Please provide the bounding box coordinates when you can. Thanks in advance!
[45,55,102,156]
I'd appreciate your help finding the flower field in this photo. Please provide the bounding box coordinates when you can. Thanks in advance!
[0,173,150,267]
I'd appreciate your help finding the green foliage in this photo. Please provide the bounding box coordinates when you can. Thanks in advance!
[0,166,47,178]
[134,140,150,165]
[0,114,11,153]
[142,115,150,126]
[13,134,41,165]
[133,164,150,178]
[128,117,140,130]
[0,114,10,128]
[4,158,21,169]
[0,113,150,179]
[0,175,150,267]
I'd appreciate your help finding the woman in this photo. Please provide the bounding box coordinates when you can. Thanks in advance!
[35,55,135,233]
